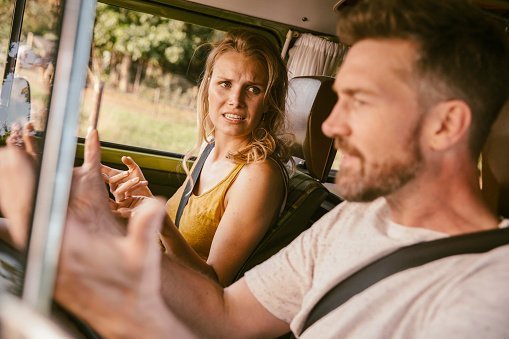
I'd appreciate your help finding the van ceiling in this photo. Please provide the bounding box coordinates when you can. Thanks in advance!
[474,0,509,19]
[185,0,339,36]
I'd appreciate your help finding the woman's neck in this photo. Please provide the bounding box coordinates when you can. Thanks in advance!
[210,134,250,161]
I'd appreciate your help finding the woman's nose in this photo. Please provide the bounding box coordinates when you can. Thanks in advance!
[227,87,244,107]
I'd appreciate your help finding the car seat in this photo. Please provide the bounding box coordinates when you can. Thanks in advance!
[482,101,509,217]
[287,76,338,182]
[234,76,339,280]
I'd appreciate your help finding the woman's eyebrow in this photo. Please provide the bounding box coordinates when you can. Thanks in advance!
[245,80,266,87]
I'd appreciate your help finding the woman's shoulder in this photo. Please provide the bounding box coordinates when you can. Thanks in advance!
[244,157,285,174]
[237,158,287,189]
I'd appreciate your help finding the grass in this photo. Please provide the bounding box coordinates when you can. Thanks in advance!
[18,67,198,155]
[79,87,198,154]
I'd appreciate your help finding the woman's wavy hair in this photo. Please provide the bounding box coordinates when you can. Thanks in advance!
[184,29,293,171]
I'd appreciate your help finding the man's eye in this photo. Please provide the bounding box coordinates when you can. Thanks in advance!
[247,86,261,95]
[353,98,367,107]
[219,81,231,88]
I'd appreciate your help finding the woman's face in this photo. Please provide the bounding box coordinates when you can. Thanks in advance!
[207,51,268,142]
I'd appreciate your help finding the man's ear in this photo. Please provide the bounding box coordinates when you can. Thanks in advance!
[424,100,472,151]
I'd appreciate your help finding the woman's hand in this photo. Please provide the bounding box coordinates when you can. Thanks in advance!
[102,156,154,217]
[109,195,150,219]
[102,156,152,199]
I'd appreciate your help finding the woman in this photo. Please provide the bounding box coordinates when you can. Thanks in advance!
[103,29,292,286]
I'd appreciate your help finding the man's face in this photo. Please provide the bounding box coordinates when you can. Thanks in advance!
[322,39,424,201]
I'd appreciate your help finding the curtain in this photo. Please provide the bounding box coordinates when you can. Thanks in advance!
[286,33,348,78]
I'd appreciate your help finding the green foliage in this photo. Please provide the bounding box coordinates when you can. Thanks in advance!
[0,0,59,78]
[22,1,60,38]
[0,0,14,47]
[93,3,222,81]
[0,0,59,43]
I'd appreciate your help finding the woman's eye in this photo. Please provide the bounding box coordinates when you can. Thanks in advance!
[247,86,261,95]
[219,81,231,88]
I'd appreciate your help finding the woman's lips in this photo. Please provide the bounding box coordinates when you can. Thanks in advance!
[223,113,245,122]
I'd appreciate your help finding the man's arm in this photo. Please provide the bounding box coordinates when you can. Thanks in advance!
[54,130,195,338]
[160,255,290,338]
[0,147,35,250]
[56,198,197,339]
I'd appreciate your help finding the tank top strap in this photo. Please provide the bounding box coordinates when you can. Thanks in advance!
[220,162,245,193]
[267,157,289,216]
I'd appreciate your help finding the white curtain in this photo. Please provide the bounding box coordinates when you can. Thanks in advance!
[287,33,348,78]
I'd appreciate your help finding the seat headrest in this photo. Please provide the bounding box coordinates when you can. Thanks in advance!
[286,76,337,182]
[482,101,509,217]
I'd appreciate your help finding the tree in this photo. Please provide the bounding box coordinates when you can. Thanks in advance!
[92,3,220,93]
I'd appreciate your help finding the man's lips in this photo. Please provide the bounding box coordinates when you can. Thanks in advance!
[335,139,361,157]
[335,139,363,169]
[340,153,358,168]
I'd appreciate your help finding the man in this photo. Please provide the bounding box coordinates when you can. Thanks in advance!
[1,0,508,337]
[0,122,37,250]
[0,147,34,250]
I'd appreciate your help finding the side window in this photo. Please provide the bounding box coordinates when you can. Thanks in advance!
[78,4,225,154]
[1,0,59,139]
[0,1,15,79]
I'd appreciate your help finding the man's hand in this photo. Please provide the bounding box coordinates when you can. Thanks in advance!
[67,129,124,235]
[5,121,38,159]
[55,129,194,338]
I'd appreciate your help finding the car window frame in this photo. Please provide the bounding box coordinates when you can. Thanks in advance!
[21,0,98,315]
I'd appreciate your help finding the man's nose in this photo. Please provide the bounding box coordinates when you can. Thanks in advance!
[322,100,351,138]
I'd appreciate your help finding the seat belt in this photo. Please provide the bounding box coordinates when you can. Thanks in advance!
[175,142,214,227]
[300,226,509,334]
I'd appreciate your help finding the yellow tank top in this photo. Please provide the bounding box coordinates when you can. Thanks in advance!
[166,163,245,259]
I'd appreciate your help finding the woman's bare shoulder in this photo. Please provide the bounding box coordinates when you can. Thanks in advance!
[238,158,286,186]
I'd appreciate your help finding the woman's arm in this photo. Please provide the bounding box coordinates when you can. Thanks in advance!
[209,160,285,285]
[160,216,220,281]
[161,159,285,286]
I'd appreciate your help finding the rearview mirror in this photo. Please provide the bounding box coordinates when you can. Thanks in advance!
[0,76,31,141]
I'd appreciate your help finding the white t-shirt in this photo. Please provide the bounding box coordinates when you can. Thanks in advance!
[245,198,509,338]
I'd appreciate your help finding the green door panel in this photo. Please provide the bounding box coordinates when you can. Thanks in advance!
[74,142,191,199]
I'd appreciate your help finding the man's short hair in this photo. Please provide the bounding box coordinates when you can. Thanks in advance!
[337,0,509,158]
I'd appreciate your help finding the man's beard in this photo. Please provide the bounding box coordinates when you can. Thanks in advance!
[335,133,423,202]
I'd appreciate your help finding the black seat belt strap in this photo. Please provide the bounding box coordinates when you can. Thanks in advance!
[175,142,214,227]
[301,226,509,334]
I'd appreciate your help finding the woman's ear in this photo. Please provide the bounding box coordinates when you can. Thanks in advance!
[424,100,472,152]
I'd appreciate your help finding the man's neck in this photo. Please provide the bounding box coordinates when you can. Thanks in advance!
[385,168,499,235]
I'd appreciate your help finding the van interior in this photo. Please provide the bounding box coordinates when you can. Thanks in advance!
[0,0,508,337]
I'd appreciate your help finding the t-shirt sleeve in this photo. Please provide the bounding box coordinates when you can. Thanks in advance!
[244,208,339,324]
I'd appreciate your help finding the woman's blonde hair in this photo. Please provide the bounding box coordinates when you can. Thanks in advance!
[184,29,292,172]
